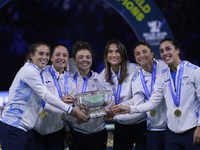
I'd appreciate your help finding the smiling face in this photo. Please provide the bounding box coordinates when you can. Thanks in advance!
[159,41,180,68]
[74,49,92,73]
[51,46,69,74]
[31,45,50,69]
[107,43,122,69]
[134,44,154,68]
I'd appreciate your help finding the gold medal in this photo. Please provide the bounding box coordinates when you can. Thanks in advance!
[150,110,156,117]
[61,115,66,119]
[174,109,181,117]
[40,110,46,119]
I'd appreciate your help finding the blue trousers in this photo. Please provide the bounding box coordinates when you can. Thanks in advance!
[0,121,36,150]
[33,127,65,150]
[146,130,165,150]
[165,126,200,150]
[113,121,147,150]
[68,128,108,150]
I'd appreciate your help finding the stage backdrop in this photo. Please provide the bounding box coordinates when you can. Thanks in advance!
[0,0,174,107]
[0,0,174,57]
[103,0,174,57]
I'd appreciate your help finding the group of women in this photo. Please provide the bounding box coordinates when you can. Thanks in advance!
[114,39,200,150]
[0,38,200,150]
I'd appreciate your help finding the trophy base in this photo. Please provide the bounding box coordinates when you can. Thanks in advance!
[85,106,106,118]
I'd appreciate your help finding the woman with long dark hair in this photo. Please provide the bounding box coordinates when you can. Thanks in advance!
[99,39,147,150]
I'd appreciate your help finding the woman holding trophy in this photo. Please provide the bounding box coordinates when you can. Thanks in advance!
[33,44,79,150]
[98,39,147,150]
[66,41,108,150]
[124,41,168,150]
[0,42,88,150]
[113,38,200,149]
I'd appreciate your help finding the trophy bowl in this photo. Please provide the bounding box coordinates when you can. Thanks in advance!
[75,90,112,118]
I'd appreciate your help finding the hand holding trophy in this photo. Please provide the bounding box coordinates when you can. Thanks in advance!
[74,81,113,118]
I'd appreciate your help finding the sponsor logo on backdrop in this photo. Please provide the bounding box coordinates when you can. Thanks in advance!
[143,20,167,45]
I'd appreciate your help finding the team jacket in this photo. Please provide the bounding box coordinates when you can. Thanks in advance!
[122,59,168,131]
[0,62,72,132]
[34,65,76,135]
[130,61,200,133]
[66,70,106,134]
[98,62,147,125]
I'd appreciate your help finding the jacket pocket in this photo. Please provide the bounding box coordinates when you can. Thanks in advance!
[20,103,37,129]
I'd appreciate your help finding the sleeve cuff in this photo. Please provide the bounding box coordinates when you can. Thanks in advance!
[67,106,73,114]
[130,106,135,114]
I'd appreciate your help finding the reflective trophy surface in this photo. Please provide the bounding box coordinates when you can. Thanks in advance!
[75,90,112,118]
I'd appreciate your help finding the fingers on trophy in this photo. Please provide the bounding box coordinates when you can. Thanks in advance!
[65,94,75,104]
[104,110,114,121]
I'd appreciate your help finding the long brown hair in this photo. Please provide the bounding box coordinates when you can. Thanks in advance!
[103,39,129,85]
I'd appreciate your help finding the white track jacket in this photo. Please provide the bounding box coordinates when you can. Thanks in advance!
[130,61,200,133]
[98,62,147,125]
[66,70,106,134]
[0,62,72,132]
[122,59,168,131]
[34,65,76,135]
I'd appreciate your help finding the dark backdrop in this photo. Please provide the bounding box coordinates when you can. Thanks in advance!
[0,0,200,91]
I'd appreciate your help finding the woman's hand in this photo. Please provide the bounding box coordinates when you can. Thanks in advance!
[61,94,74,104]
[104,110,115,121]
[65,131,73,144]
[193,126,200,145]
[70,108,89,122]
[112,105,131,115]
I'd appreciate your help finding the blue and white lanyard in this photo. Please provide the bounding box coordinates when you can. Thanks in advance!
[49,66,68,98]
[73,71,91,93]
[140,61,157,100]
[31,63,46,109]
[169,60,184,107]
[111,68,122,105]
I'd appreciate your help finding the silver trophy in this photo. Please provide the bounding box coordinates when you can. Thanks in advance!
[75,90,112,118]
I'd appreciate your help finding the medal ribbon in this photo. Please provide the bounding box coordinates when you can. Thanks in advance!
[169,60,184,107]
[110,68,122,105]
[30,63,45,109]
[73,71,91,93]
[50,66,68,98]
[140,61,157,100]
